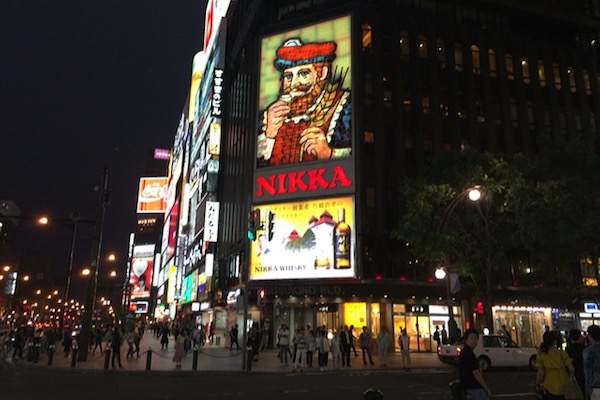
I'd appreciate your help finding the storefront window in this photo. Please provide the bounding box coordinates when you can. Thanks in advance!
[493,306,550,348]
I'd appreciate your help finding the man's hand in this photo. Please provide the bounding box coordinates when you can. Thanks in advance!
[299,127,332,159]
[265,99,290,138]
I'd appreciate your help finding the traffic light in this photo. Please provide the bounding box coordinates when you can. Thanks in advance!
[247,209,261,241]
[257,288,267,307]
[266,211,275,241]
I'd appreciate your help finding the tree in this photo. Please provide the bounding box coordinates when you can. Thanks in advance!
[394,149,529,331]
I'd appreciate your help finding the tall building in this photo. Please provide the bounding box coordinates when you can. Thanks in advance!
[161,0,600,350]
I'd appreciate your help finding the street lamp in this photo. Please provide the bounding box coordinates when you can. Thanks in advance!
[439,185,483,341]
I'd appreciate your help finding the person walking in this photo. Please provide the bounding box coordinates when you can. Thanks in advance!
[315,327,329,371]
[306,328,316,368]
[277,324,290,366]
[359,326,374,366]
[133,327,141,358]
[160,325,170,350]
[584,325,600,400]
[110,326,123,369]
[399,329,411,370]
[536,330,575,399]
[566,328,586,398]
[376,326,391,368]
[230,324,240,350]
[340,325,351,367]
[292,327,307,372]
[459,328,492,400]
[125,330,135,359]
[349,325,358,357]
[173,331,186,368]
[92,327,104,355]
[433,325,441,350]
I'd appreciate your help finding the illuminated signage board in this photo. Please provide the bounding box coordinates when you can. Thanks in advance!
[256,15,352,169]
[249,195,355,281]
[153,148,170,160]
[203,202,220,243]
[130,244,155,299]
[190,51,206,122]
[136,177,168,214]
[212,69,223,116]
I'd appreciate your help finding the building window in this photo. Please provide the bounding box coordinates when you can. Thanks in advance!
[436,39,446,68]
[362,23,372,52]
[471,45,481,74]
[454,43,463,71]
[583,70,592,95]
[505,54,514,80]
[567,67,576,93]
[581,259,599,287]
[400,32,410,61]
[537,61,546,87]
[488,49,497,77]
[418,35,427,58]
[364,130,375,143]
[521,58,530,84]
[553,63,562,90]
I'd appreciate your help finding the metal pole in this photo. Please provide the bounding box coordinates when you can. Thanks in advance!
[60,221,78,329]
[78,167,109,362]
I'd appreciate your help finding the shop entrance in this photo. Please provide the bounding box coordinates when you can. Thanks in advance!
[316,305,339,334]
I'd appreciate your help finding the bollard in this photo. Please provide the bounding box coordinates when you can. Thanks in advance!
[104,348,111,370]
[145,348,152,371]
[47,345,54,366]
[71,348,78,368]
[192,348,198,371]
[246,347,253,372]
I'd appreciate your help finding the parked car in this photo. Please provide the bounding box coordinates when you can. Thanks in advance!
[437,334,537,371]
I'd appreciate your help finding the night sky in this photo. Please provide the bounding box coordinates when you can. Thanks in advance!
[1,1,206,295]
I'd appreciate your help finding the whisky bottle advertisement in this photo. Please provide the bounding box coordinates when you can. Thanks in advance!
[333,208,351,269]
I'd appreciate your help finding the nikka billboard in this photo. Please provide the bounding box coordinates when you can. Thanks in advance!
[251,15,355,281]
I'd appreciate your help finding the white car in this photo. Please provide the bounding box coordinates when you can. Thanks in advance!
[437,334,537,371]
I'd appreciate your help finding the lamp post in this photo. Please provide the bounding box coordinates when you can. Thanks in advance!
[438,185,482,342]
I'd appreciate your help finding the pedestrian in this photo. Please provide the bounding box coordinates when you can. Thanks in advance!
[12,329,23,359]
[92,327,104,355]
[110,326,123,368]
[566,328,586,398]
[125,330,135,359]
[330,329,342,369]
[398,329,411,370]
[359,326,374,366]
[62,328,72,358]
[349,325,358,357]
[133,327,141,358]
[230,324,239,351]
[584,324,600,400]
[306,328,316,368]
[173,331,185,368]
[293,327,307,372]
[340,325,351,367]
[536,330,575,399]
[277,324,290,366]
[209,321,216,344]
[259,320,270,351]
[497,324,510,337]
[316,326,330,371]
[160,325,170,350]
[441,326,449,345]
[376,326,391,368]
[433,325,441,350]
[459,328,492,399]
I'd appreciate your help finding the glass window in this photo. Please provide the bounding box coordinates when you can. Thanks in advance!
[400,32,410,61]
[488,49,497,77]
[471,45,481,74]
[522,58,530,84]
[362,23,372,52]
[482,336,502,347]
[537,61,546,87]
[505,54,514,80]
[553,63,562,90]
[454,43,463,71]
[418,35,428,58]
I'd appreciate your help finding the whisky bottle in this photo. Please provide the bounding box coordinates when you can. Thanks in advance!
[333,208,351,269]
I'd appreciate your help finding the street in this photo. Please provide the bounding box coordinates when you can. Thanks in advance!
[2,363,538,400]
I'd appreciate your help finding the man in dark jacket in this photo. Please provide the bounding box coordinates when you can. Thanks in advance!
[459,328,492,399]
[566,328,586,398]
[110,326,123,368]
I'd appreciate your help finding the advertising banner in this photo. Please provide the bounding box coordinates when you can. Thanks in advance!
[256,15,352,169]
[130,244,155,299]
[249,195,355,280]
[136,177,168,214]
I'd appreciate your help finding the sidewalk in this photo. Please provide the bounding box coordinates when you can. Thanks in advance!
[11,333,451,374]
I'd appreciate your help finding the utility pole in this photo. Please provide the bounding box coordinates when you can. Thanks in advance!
[78,167,109,361]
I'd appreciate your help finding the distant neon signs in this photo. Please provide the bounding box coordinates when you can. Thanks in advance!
[137,177,168,214]
[212,69,223,116]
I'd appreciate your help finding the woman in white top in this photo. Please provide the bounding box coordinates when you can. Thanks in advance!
[376,326,391,367]
[316,327,330,371]
[330,329,342,369]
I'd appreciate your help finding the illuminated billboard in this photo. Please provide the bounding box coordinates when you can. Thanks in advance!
[256,15,352,169]
[137,177,168,214]
[130,244,155,299]
[249,195,355,280]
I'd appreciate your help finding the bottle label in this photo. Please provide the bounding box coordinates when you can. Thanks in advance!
[334,233,351,268]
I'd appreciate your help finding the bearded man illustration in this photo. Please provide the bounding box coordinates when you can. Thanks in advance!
[257,38,352,167]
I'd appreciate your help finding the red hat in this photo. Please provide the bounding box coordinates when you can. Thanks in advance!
[274,39,337,71]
